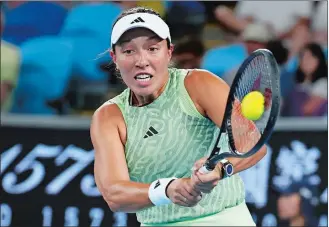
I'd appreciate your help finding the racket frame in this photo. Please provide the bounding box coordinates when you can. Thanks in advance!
[203,49,281,172]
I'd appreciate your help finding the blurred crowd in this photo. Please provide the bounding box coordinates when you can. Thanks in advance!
[274,177,321,227]
[1,1,328,117]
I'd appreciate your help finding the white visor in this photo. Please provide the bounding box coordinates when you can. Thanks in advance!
[111,13,171,46]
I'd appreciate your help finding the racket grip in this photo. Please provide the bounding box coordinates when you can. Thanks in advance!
[198,165,211,174]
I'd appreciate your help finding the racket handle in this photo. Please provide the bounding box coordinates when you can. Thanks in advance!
[198,165,211,174]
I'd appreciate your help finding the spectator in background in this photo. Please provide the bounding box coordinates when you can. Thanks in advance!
[266,40,289,66]
[0,4,21,112]
[282,43,328,117]
[164,1,206,42]
[223,23,273,86]
[276,180,319,226]
[311,1,328,46]
[265,40,293,99]
[137,1,166,17]
[214,1,312,40]
[113,1,137,9]
[172,37,205,69]
[240,23,274,57]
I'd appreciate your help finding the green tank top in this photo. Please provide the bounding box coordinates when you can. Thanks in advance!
[109,68,245,224]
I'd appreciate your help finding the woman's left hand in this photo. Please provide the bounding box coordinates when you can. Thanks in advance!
[190,157,222,194]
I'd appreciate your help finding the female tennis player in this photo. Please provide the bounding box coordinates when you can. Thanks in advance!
[91,7,267,226]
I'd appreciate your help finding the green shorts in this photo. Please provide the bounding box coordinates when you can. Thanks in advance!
[141,201,256,226]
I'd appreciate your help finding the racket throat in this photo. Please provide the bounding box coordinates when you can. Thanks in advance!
[204,158,219,171]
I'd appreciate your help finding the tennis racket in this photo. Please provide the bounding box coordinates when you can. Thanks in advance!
[199,49,281,174]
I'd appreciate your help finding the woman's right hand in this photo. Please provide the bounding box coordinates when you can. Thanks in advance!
[166,178,202,207]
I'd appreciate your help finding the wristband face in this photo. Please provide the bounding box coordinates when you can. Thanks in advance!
[148,177,177,206]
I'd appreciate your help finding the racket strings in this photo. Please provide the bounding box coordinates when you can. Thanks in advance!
[231,54,273,153]
[231,100,261,153]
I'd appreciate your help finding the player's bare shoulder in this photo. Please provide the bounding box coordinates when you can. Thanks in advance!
[184,69,230,101]
[93,102,124,123]
[185,69,229,91]
[91,102,127,145]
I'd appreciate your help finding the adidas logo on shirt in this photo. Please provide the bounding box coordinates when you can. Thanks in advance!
[130,17,145,24]
[143,126,158,138]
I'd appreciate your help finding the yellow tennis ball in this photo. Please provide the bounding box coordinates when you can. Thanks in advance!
[241,91,265,121]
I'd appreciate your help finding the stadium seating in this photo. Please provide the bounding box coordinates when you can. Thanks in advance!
[2,2,67,46]
[11,36,73,114]
[60,2,122,81]
[201,43,247,77]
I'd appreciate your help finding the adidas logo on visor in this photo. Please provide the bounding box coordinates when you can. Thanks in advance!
[130,17,145,24]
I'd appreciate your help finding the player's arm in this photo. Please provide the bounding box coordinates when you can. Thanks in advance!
[91,103,153,212]
[185,70,267,176]
[91,103,201,212]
